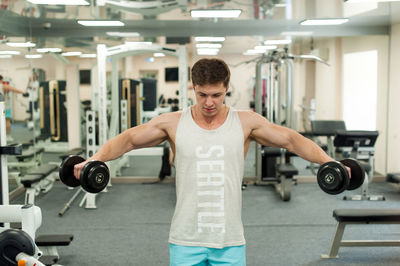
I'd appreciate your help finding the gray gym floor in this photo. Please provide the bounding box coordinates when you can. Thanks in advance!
[7,122,400,266]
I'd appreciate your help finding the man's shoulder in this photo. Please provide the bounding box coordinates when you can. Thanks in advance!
[156,110,182,124]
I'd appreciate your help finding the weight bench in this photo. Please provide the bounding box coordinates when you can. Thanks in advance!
[59,147,85,161]
[258,147,298,201]
[21,164,58,204]
[387,173,400,184]
[322,209,400,258]
[8,147,45,174]
[36,234,74,264]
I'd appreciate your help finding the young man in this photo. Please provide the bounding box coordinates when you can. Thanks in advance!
[0,75,25,134]
[74,58,335,265]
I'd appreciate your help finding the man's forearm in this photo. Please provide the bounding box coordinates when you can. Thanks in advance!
[288,133,333,165]
[88,132,132,162]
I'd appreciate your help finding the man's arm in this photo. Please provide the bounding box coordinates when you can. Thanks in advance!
[73,113,171,179]
[3,84,25,94]
[247,111,333,165]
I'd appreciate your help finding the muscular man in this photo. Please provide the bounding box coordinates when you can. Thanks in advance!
[74,58,335,266]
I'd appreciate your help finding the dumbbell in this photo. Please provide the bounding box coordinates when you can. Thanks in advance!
[59,155,109,193]
[317,158,365,195]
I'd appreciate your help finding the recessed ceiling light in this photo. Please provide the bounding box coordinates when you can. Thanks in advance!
[0,51,21,55]
[264,39,292,45]
[37,48,62,53]
[106,32,140,37]
[194,36,225,42]
[62,51,82,56]
[25,54,43,59]
[6,42,35,47]
[27,0,89,5]
[196,43,223,48]
[300,18,349,25]
[124,41,152,46]
[77,20,125,26]
[197,48,219,55]
[80,54,97,58]
[153,53,165,57]
[281,31,313,36]
[190,9,242,18]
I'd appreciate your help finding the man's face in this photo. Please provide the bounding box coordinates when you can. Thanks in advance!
[194,82,228,117]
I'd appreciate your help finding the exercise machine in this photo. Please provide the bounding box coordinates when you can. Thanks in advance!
[334,130,383,201]
[1,93,73,265]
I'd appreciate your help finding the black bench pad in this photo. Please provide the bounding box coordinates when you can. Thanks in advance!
[26,164,58,176]
[59,147,85,160]
[277,163,298,176]
[16,148,45,161]
[36,234,74,246]
[333,209,400,223]
[262,147,297,157]
[387,173,400,183]
[21,174,44,187]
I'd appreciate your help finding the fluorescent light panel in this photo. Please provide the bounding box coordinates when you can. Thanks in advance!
[62,51,82,56]
[80,54,97,58]
[106,32,140,37]
[197,51,219,55]
[196,43,222,48]
[37,48,62,53]
[281,31,313,36]
[195,36,225,42]
[264,39,292,45]
[0,51,21,55]
[124,41,152,45]
[300,18,349,25]
[25,54,43,59]
[6,42,35,47]
[197,48,219,53]
[0,55,12,58]
[191,9,242,18]
[28,0,89,4]
[77,20,125,26]
[153,53,165,57]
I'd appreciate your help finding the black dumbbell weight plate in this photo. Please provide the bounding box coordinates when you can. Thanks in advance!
[80,161,109,193]
[317,161,349,195]
[59,155,84,187]
[341,158,365,190]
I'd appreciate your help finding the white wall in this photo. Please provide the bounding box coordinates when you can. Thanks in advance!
[314,38,342,120]
[341,35,389,175]
[387,24,400,173]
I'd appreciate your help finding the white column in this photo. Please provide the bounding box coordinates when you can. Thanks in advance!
[66,64,81,149]
[97,44,108,146]
[178,46,188,109]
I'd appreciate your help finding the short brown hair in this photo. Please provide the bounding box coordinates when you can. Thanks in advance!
[191,58,230,88]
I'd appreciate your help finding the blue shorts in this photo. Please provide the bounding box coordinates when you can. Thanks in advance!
[169,243,246,266]
[5,109,11,119]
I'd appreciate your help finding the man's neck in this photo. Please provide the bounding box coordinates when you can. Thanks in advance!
[192,105,229,126]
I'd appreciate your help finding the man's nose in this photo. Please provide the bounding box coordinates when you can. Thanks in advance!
[205,96,213,106]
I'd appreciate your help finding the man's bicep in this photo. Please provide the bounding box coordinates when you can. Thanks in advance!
[126,116,169,149]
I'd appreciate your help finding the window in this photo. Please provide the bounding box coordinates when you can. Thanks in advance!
[342,50,377,130]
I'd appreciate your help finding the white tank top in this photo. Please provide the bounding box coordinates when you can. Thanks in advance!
[169,106,245,248]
